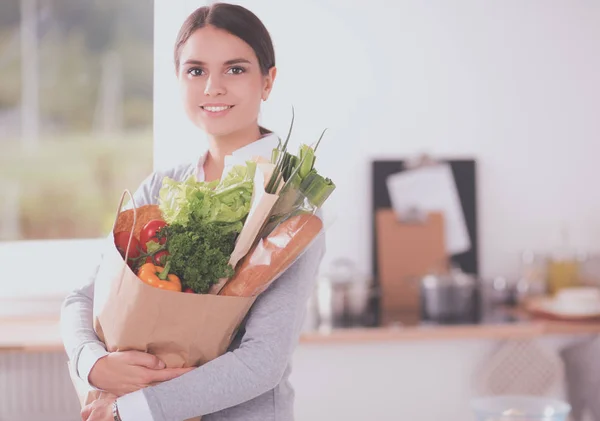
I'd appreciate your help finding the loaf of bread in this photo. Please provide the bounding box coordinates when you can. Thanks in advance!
[218,213,323,297]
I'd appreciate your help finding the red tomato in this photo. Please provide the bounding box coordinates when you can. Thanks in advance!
[114,231,141,260]
[139,219,168,251]
[184,288,194,294]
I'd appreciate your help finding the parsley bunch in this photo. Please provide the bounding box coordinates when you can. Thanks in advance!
[162,220,236,293]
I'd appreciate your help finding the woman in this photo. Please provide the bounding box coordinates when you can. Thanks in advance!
[60,3,326,421]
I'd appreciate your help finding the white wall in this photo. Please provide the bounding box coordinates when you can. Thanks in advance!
[155,0,600,282]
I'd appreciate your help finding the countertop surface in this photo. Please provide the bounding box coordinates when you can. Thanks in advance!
[2,314,600,352]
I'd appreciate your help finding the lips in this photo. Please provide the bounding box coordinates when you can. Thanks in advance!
[200,105,234,113]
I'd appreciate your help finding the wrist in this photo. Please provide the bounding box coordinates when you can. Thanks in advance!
[77,344,109,390]
[112,399,122,421]
[88,355,109,389]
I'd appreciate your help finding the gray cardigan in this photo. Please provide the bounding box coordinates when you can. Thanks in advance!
[60,161,326,421]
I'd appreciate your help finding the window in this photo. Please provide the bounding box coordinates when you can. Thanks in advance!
[0,0,154,299]
[0,0,154,242]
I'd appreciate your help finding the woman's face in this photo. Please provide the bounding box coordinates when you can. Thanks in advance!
[177,25,276,138]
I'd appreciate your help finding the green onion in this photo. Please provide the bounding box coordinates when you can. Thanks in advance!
[281,153,291,179]
[279,149,308,195]
[298,144,314,179]
[313,128,327,152]
[256,151,309,238]
[265,107,295,193]
[259,113,334,238]
[298,128,327,179]
[271,148,280,164]
[300,170,336,208]
[283,153,299,181]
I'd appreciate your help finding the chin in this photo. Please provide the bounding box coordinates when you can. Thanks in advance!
[200,123,237,138]
[197,119,251,138]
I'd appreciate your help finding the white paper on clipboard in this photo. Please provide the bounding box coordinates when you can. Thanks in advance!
[386,163,471,255]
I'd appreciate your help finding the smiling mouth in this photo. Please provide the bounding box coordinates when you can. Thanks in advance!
[200,105,234,112]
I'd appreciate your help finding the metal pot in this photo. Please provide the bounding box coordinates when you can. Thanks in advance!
[420,268,479,324]
[313,258,373,331]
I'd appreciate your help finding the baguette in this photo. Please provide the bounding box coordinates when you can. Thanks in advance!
[218,213,323,297]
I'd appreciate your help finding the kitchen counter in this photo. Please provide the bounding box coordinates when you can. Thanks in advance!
[301,319,600,343]
[2,315,600,352]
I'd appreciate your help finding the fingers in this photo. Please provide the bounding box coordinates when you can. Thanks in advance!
[81,403,93,420]
[173,366,196,376]
[148,366,195,383]
[123,351,166,369]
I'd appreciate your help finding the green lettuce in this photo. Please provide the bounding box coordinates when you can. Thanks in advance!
[158,161,256,231]
[156,161,257,293]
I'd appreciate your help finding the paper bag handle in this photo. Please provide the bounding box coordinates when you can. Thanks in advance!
[112,189,137,264]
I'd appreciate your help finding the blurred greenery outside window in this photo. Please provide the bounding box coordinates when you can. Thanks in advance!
[0,0,154,242]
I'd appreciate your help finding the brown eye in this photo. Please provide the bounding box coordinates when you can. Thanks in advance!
[227,66,245,75]
[187,68,204,76]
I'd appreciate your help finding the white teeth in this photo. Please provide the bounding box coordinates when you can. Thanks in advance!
[203,105,231,112]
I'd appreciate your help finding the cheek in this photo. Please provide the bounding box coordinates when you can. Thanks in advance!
[234,79,264,113]
[180,78,200,106]
[178,79,207,128]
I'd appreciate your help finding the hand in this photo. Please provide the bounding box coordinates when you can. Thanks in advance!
[81,393,116,421]
[88,350,195,396]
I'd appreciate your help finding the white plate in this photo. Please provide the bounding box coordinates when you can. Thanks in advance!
[525,296,600,321]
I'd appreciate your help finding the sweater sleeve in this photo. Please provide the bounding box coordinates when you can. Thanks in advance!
[59,171,160,387]
[59,255,108,390]
[139,234,326,421]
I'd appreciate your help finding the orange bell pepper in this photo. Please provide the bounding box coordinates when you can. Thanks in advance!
[137,261,182,292]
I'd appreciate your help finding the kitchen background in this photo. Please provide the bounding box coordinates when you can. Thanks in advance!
[1,0,600,420]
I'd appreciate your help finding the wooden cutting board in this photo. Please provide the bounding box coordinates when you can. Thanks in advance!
[375,209,448,325]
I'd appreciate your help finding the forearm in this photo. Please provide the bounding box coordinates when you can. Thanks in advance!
[114,345,279,421]
[142,346,282,420]
[60,267,109,388]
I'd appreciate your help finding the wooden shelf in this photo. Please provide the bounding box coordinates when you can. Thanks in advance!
[2,316,600,353]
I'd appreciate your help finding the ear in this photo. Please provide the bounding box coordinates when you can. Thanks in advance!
[262,66,277,101]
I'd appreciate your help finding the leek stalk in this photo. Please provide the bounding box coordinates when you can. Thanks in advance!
[300,171,336,208]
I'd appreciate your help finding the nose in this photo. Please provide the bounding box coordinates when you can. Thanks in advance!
[204,73,226,97]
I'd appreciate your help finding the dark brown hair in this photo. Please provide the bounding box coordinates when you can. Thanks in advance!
[174,3,276,76]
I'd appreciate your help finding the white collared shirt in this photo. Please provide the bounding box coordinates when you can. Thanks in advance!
[194,132,280,181]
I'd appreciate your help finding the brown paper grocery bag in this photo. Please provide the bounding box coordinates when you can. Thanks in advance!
[71,190,256,420]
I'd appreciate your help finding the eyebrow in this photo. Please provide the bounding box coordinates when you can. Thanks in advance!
[182,58,252,66]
